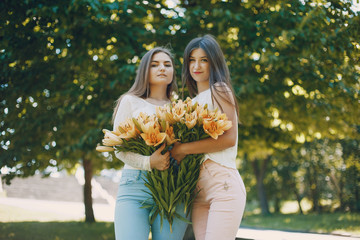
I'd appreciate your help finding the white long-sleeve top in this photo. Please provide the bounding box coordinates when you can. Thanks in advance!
[113,94,162,171]
[192,88,238,169]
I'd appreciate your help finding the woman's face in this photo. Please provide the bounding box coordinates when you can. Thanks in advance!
[189,48,210,84]
[149,52,174,86]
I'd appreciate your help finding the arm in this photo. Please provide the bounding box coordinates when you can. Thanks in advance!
[170,86,238,161]
[113,95,170,170]
[115,146,170,171]
[115,151,151,170]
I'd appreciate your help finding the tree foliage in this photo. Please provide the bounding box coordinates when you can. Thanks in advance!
[1,0,359,221]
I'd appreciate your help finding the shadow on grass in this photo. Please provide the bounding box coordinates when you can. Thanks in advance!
[0,221,115,240]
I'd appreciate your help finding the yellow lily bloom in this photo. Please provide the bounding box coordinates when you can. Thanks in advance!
[138,112,158,125]
[165,121,179,145]
[157,105,176,124]
[171,100,186,122]
[140,120,161,134]
[199,108,214,121]
[102,129,123,146]
[96,146,115,152]
[191,102,200,114]
[185,111,198,129]
[184,97,193,113]
[118,118,140,139]
[202,119,224,140]
[140,127,167,147]
[137,113,160,133]
[218,119,232,131]
[217,112,229,121]
[156,106,167,121]
[184,96,192,104]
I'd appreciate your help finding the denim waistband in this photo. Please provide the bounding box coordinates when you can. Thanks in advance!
[121,169,148,180]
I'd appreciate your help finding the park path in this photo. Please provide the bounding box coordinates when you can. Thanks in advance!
[236,227,359,240]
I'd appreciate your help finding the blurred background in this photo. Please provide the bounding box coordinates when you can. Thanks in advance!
[1,0,359,239]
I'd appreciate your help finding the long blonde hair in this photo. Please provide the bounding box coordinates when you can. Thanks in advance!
[112,47,177,123]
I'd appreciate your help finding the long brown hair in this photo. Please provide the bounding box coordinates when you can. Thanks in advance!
[112,47,177,123]
[182,34,239,118]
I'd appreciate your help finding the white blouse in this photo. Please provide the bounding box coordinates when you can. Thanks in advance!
[113,94,162,171]
[192,88,238,169]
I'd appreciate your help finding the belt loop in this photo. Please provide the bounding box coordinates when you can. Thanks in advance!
[203,160,208,169]
[201,161,207,172]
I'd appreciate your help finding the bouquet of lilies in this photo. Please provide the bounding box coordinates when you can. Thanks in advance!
[96,97,232,232]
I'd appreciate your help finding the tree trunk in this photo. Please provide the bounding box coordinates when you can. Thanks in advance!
[294,189,304,215]
[354,167,360,212]
[274,195,280,213]
[83,157,95,222]
[307,166,320,213]
[251,157,270,215]
[329,172,344,210]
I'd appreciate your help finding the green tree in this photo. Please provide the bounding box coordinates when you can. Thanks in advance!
[176,0,359,214]
[1,0,359,224]
[0,0,180,222]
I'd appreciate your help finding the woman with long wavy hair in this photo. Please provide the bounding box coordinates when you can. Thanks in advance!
[171,35,246,240]
[112,47,188,240]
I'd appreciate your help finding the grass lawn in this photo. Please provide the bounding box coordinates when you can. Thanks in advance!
[0,203,114,240]
[1,200,360,239]
[241,212,360,236]
[0,221,115,240]
[241,200,360,237]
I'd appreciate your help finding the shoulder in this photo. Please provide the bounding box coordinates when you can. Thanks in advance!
[121,94,143,105]
[121,94,134,102]
[213,82,232,93]
[115,94,137,114]
[212,82,235,105]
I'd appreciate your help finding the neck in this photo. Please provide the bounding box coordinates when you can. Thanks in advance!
[148,85,169,101]
[197,81,210,93]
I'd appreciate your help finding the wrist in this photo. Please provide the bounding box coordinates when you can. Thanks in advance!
[144,155,151,171]
[149,155,154,169]
[181,143,190,155]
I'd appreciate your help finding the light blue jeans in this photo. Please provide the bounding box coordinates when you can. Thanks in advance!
[114,169,188,240]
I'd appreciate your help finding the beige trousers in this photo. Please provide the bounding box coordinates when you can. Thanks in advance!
[192,159,246,240]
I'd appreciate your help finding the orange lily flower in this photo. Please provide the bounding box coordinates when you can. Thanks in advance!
[184,97,193,113]
[140,126,167,147]
[184,111,198,129]
[102,129,123,146]
[165,121,179,145]
[96,146,115,152]
[202,119,230,140]
[171,100,186,122]
[157,105,176,124]
[199,108,214,121]
[218,119,232,131]
[137,113,160,133]
[118,118,140,139]
[156,106,167,121]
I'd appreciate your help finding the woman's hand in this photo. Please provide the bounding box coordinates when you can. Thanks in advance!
[170,142,187,164]
[150,144,170,171]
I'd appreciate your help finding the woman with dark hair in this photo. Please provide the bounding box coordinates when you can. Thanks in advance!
[113,47,188,240]
[171,35,246,240]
